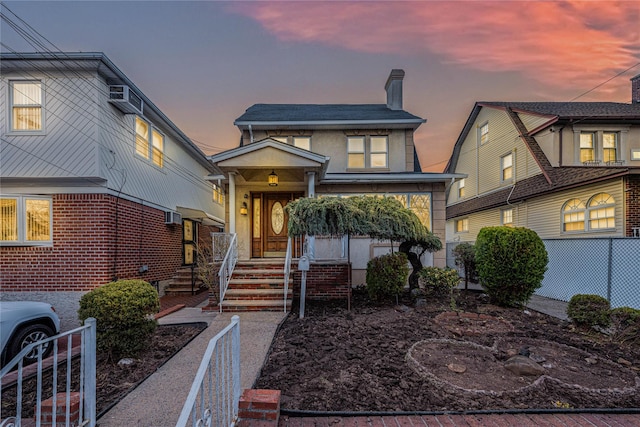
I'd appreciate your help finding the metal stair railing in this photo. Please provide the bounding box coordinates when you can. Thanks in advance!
[218,233,238,313]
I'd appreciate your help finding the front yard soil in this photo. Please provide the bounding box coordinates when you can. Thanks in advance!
[255,290,640,412]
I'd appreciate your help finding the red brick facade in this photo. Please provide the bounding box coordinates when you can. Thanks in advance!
[0,193,217,292]
[292,263,350,300]
[626,175,640,237]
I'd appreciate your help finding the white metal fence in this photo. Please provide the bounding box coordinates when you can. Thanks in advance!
[176,315,241,427]
[0,318,96,427]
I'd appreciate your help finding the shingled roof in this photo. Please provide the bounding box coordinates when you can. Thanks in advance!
[446,101,640,220]
[235,104,425,125]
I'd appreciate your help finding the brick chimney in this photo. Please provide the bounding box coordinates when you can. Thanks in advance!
[385,69,405,110]
[632,74,640,104]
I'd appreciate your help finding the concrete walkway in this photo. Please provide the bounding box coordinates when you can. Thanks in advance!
[97,309,286,427]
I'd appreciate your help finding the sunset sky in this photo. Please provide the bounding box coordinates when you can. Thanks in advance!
[2,1,639,171]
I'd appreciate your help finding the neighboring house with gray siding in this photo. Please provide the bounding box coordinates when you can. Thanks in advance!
[0,52,225,328]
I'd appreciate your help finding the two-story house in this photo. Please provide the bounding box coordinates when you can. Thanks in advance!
[445,74,640,308]
[0,52,225,326]
[209,70,461,309]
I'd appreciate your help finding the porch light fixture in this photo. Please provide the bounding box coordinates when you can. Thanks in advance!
[268,170,278,186]
[240,202,248,216]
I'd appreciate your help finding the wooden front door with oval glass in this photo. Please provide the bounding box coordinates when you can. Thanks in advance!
[252,192,303,258]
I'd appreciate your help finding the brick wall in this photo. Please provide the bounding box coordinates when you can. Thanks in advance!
[626,175,640,236]
[0,193,183,292]
[292,263,350,300]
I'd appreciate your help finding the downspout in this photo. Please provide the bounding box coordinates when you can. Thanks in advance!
[249,124,254,143]
[558,125,565,166]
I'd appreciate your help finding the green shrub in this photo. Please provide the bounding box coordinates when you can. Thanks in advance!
[452,242,477,289]
[78,279,160,360]
[418,266,460,310]
[365,252,409,301]
[610,306,640,344]
[566,294,611,328]
[475,226,548,307]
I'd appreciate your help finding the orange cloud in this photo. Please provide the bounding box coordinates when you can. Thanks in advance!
[229,1,640,94]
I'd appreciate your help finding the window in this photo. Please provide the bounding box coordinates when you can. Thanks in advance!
[458,178,466,199]
[603,132,618,163]
[347,136,365,168]
[10,80,43,131]
[409,194,432,230]
[135,117,149,159]
[135,117,164,168]
[271,136,288,143]
[478,122,489,145]
[632,149,640,161]
[501,153,513,181]
[502,208,513,227]
[347,135,388,169]
[293,136,311,151]
[580,132,595,163]
[588,193,615,230]
[0,195,52,245]
[562,194,615,233]
[212,184,224,205]
[151,129,164,167]
[455,218,469,233]
[562,198,585,232]
[369,136,388,168]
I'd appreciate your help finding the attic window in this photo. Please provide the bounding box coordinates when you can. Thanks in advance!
[293,136,311,151]
[478,122,489,145]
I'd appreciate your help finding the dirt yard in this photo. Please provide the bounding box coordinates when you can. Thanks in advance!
[255,290,640,412]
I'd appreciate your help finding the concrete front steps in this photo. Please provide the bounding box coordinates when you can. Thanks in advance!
[217,260,292,312]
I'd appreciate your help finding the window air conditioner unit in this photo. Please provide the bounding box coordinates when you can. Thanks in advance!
[164,211,182,225]
[109,85,143,115]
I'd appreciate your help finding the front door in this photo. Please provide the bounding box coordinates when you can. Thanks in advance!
[251,192,303,258]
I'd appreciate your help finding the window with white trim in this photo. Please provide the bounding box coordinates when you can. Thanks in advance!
[293,136,311,151]
[458,178,466,199]
[0,195,52,245]
[588,193,615,230]
[347,135,388,169]
[501,152,513,181]
[135,116,164,168]
[602,132,618,163]
[455,218,469,233]
[478,122,489,145]
[10,80,43,131]
[580,132,595,163]
[347,136,365,168]
[562,198,585,232]
[501,208,513,227]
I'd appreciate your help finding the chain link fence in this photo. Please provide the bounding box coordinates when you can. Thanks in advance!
[447,238,640,309]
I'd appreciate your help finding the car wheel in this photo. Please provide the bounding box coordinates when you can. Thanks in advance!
[8,324,55,365]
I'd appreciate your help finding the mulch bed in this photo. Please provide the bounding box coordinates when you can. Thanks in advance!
[255,290,640,412]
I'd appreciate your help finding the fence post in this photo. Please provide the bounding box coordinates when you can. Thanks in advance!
[231,315,241,419]
[84,317,97,427]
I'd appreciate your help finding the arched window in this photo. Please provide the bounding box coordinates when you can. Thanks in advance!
[588,193,615,230]
[562,199,585,232]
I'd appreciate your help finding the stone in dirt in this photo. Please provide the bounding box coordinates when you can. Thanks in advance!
[447,363,467,373]
[504,355,545,376]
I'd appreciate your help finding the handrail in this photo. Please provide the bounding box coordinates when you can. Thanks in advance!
[0,319,97,427]
[218,233,238,313]
[283,237,293,313]
[176,315,241,427]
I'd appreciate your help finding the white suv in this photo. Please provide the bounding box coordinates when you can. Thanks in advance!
[0,301,61,367]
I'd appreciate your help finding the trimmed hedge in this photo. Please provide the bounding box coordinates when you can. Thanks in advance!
[78,279,160,360]
[366,252,409,301]
[475,226,548,307]
[566,294,611,328]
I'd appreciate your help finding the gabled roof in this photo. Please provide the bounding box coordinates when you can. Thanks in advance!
[235,104,426,130]
[445,101,640,220]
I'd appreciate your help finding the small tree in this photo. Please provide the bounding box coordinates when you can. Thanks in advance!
[453,242,477,290]
[475,226,548,307]
[196,243,219,304]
